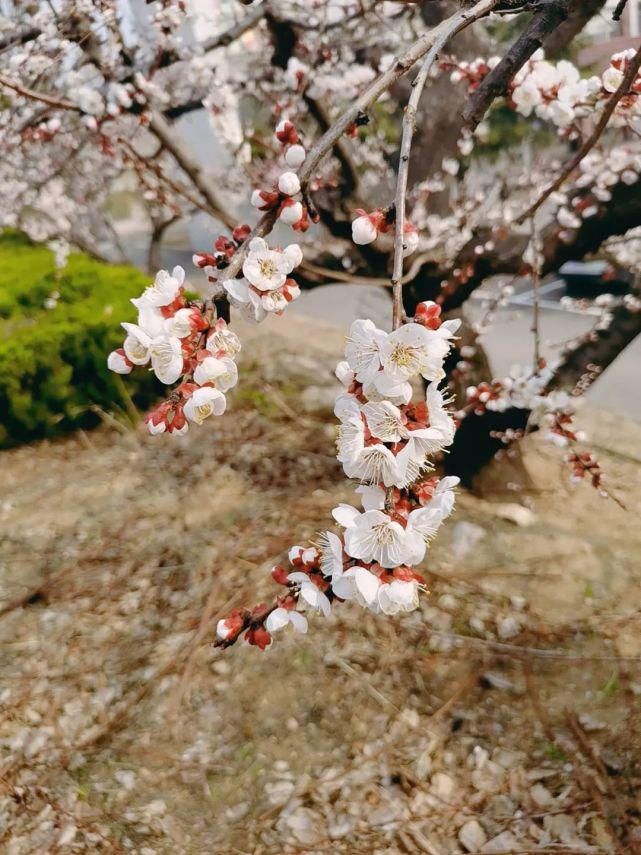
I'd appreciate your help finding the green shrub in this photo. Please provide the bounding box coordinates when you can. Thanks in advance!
[0,231,161,447]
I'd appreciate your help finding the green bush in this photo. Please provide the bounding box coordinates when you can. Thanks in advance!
[0,231,161,447]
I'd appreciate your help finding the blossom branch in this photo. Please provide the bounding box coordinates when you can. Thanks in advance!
[516,45,641,225]
[462,0,569,130]
[0,74,79,112]
[391,17,466,330]
[219,0,499,284]
[147,111,236,230]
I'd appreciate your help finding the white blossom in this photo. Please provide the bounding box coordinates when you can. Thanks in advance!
[148,336,184,385]
[193,356,238,391]
[265,607,308,634]
[243,239,289,292]
[107,350,132,374]
[287,572,331,616]
[184,387,226,424]
[602,66,624,93]
[379,324,449,383]
[345,319,386,383]
[132,266,185,309]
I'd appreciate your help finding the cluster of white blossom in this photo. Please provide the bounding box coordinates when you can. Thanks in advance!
[449,49,641,133]
[462,365,586,451]
[222,238,303,322]
[107,265,241,436]
[217,301,463,649]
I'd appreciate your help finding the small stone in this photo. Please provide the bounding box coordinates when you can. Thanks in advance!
[414,749,433,780]
[529,783,554,807]
[469,616,485,633]
[482,672,515,692]
[368,803,401,826]
[579,713,606,732]
[493,749,521,769]
[591,817,615,849]
[471,761,505,793]
[459,819,487,852]
[285,808,321,845]
[57,825,77,847]
[482,831,519,852]
[114,770,136,791]
[494,503,536,526]
[264,779,295,806]
[451,521,486,559]
[328,816,353,839]
[225,802,249,822]
[543,814,577,843]
[430,772,455,800]
[497,616,520,640]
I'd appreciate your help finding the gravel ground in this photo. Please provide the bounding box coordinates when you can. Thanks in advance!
[0,314,640,854]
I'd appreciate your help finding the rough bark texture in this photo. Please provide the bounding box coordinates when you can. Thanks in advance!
[544,0,608,57]
[463,1,570,130]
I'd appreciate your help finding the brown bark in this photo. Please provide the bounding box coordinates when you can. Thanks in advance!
[544,0,608,57]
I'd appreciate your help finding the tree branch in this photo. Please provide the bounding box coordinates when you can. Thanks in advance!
[462,0,569,130]
[146,111,236,229]
[544,0,606,57]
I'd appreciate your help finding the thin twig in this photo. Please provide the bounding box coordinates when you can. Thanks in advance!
[425,629,641,662]
[530,217,542,369]
[0,74,79,110]
[516,44,641,224]
[147,111,236,229]
[300,252,433,288]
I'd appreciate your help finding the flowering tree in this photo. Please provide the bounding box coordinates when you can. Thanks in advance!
[2,0,640,647]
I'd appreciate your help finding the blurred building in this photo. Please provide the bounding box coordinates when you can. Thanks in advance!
[579,0,641,66]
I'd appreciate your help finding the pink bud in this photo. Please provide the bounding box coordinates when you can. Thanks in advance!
[402,223,419,258]
[251,189,280,210]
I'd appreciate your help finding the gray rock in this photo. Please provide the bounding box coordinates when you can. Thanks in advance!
[430,772,456,800]
[482,831,519,852]
[459,820,488,852]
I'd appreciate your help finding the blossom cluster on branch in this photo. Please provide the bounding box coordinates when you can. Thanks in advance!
[216,302,461,651]
[447,48,641,133]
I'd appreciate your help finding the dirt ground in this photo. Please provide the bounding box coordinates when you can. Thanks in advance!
[0,314,640,854]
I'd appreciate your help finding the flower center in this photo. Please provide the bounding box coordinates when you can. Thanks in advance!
[258,259,277,278]
[372,522,395,544]
[390,344,418,368]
